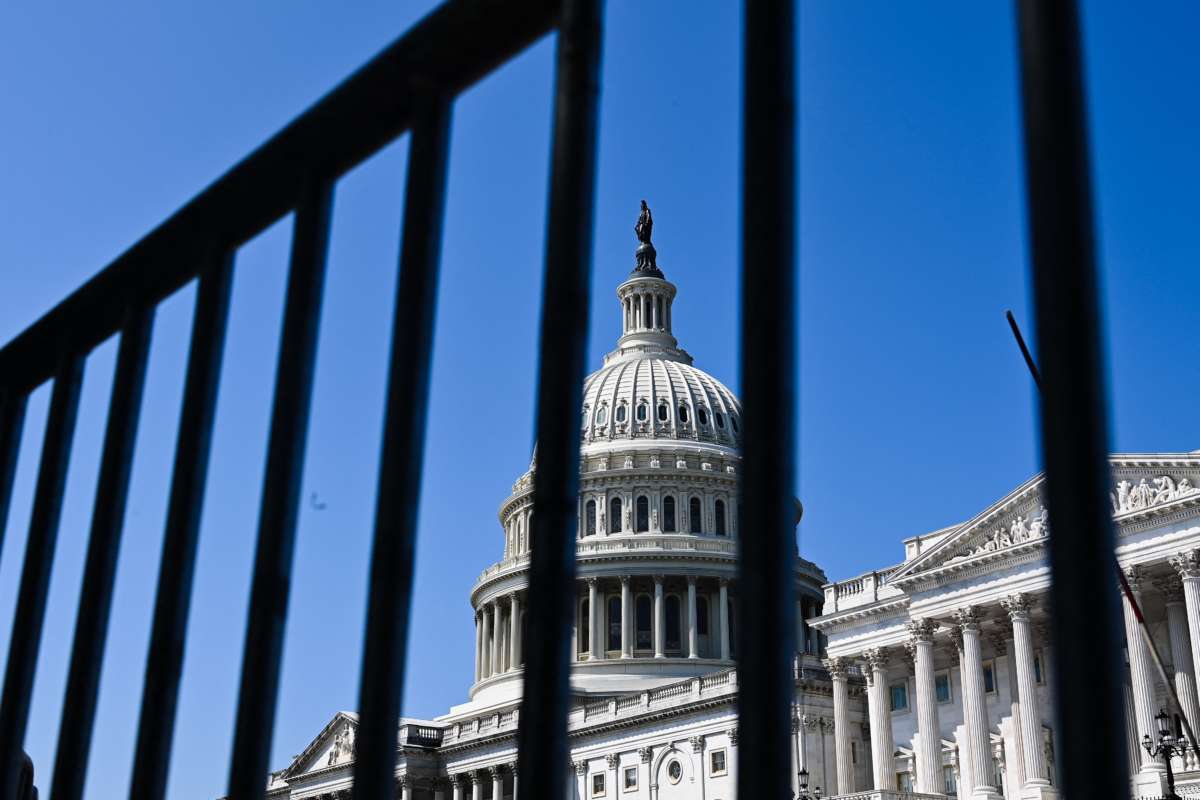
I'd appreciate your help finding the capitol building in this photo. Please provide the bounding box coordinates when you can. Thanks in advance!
[254,217,1200,800]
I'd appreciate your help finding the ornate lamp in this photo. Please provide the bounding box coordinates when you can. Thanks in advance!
[1142,708,1185,800]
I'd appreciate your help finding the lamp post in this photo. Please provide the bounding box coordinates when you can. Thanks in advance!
[795,768,822,800]
[1142,708,1187,800]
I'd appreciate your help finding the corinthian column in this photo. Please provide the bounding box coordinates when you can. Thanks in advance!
[588,578,601,661]
[1001,593,1054,798]
[492,601,503,674]
[824,656,854,795]
[953,606,1001,799]
[864,648,896,790]
[480,607,492,678]
[620,576,632,658]
[1156,574,1200,742]
[653,575,665,658]
[1172,551,1200,728]
[687,577,699,659]
[510,592,522,670]
[906,619,942,794]
[1122,566,1165,774]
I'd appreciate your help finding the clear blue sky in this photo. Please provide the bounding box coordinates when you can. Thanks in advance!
[0,1,1197,797]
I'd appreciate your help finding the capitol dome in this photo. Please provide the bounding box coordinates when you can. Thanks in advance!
[459,208,825,710]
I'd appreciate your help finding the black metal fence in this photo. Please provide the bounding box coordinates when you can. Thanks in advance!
[0,1,1125,799]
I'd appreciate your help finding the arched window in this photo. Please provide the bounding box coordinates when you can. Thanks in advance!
[656,296,664,328]
[689,497,702,533]
[610,497,622,533]
[715,411,725,429]
[580,598,590,655]
[636,402,648,422]
[657,403,668,422]
[697,596,710,636]
[698,407,709,426]
[596,405,607,425]
[616,404,627,423]
[636,495,649,532]
[678,404,689,423]
[715,499,727,536]
[663,496,676,532]
[607,596,622,652]
[666,595,682,651]
[585,499,596,537]
[730,415,739,433]
[636,596,652,649]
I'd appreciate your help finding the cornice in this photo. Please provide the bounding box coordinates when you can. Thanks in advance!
[810,596,911,632]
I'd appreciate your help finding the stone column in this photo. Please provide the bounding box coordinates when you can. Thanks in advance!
[492,601,504,675]
[1122,566,1165,774]
[954,606,1001,799]
[1159,575,1200,745]
[864,648,896,790]
[607,754,619,797]
[450,774,464,800]
[653,576,665,658]
[574,761,587,800]
[906,619,942,795]
[481,607,493,678]
[510,764,518,800]
[1172,552,1200,729]
[490,766,503,800]
[687,577,699,659]
[510,592,522,670]
[474,612,482,681]
[825,656,854,795]
[796,598,807,656]
[639,747,652,800]
[991,631,1025,794]
[398,775,411,800]
[621,576,632,658]
[588,578,602,661]
[471,772,483,800]
[1001,594,1052,796]
[719,579,731,661]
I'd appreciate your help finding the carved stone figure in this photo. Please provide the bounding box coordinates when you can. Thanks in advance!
[1009,515,1028,543]
[1155,475,1178,504]
[1028,506,1049,538]
[1113,480,1132,512]
[1132,478,1155,509]
[633,200,659,272]
[635,200,653,244]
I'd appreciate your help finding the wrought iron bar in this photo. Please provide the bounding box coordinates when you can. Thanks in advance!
[737,0,797,798]
[515,0,604,795]
[1015,1,1128,798]
[0,393,29,568]
[51,307,155,800]
[226,178,334,800]
[130,254,234,800]
[0,356,85,800]
[352,98,452,800]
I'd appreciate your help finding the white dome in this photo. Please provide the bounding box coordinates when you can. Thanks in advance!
[581,355,741,447]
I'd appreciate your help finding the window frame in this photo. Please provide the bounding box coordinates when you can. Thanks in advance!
[689,496,702,534]
[585,499,596,537]
[635,494,649,532]
[983,658,997,696]
[662,495,676,532]
[623,765,638,792]
[934,669,952,704]
[714,498,727,536]
[591,772,606,797]
[889,679,910,713]
[709,748,728,777]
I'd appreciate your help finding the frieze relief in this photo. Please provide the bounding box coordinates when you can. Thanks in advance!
[1111,475,1198,514]
[944,505,1050,565]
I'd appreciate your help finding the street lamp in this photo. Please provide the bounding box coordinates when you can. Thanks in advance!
[796,768,822,800]
[1142,708,1187,800]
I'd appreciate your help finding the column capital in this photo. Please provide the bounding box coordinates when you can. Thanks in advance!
[639,746,652,763]
[508,762,518,776]
[586,576,598,586]
[397,774,412,788]
[689,735,705,753]
[605,753,619,769]
[823,656,849,679]
[863,647,889,672]
[719,576,730,588]
[573,760,587,776]
[470,772,482,785]
[905,617,938,642]
[1171,550,1200,579]
[620,575,631,586]
[728,727,740,746]
[508,589,520,602]
[448,773,463,786]
[951,605,982,631]
[488,765,504,779]
[653,573,665,584]
[686,575,697,586]
[1154,574,1185,603]
[1123,564,1146,593]
[1000,592,1033,621]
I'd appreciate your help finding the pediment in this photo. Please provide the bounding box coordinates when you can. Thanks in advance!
[888,453,1200,585]
[283,711,358,778]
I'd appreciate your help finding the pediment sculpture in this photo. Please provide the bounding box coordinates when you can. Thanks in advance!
[944,506,1050,565]
[1111,475,1197,514]
[326,722,356,766]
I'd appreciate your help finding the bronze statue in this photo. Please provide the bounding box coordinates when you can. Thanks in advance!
[633,200,660,274]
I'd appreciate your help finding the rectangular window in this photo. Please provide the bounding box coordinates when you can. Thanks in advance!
[710,749,728,776]
[890,681,909,712]
[943,765,957,795]
[897,772,914,791]
[851,740,858,764]
[623,766,638,791]
[935,671,952,704]
[1034,652,1045,685]
[983,660,996,694]
[592,773,606,797]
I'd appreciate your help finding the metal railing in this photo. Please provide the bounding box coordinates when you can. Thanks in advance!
[0,2,1124,800]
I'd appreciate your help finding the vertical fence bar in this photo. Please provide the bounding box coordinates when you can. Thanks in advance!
[0,393,29,566]
[0,355,85,799]
[1015,2,1127,798]
[737,0,797,798]
[51,307,155,800]
[353,97,452,800]
[130,254,234,800]
[516,0,603,795]
[226,178,333,800]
